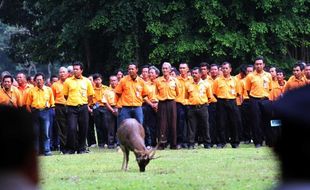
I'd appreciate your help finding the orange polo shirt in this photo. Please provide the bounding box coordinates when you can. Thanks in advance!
[26,86,55,109]
[269,81,286,101]
[63,76,94,106]
[92,85,109,106]
[102,87,118,106]
[114,75,148,107]
[144,80,158,102]
[186,79,216,105]
[155,76,180,101]
[284,76,306,92]
[245,71,272,98]
[213,76,239,99]
[175,75,193,105]
[51,80,67,105]
[0,86,23,107]
[18,83,33,106]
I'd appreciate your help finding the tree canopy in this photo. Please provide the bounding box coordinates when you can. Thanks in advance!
[0,0,309,76]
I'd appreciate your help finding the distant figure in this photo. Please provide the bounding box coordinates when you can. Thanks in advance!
[270,85,310,189]
[0,106,39,190]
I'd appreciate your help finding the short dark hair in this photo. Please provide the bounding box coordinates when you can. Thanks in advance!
[92,73,102,80]
[192,67,201,73]
[2,75,14,83]
[200,62,209,69]
[128,62,138,69]
[0,106,35,171]
[222,61,231,68]
[255,56,264,62]
[294,63,304,71]
[73,61,84,70]
[276,68,285,76]
[210,64,219,69]
[34,72,45,80]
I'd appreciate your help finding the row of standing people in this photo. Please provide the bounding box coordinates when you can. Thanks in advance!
[1,58,310,155]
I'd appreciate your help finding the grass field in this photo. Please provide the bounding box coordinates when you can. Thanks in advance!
[40,144,279,190]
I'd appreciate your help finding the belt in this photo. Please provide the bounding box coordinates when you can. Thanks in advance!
[187,104,207,109]
[55,103,66,107]
[67,104,87,108]
[122,106,140,108]
[217,98,236,101]
[31,107,50,111]
[249,96,268,100]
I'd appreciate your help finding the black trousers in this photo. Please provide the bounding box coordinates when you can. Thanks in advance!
[87,112,96,146]
[208,103,217,145]
[216,99,241,145]
[240,99,252,142]
[54,104,67,151]
[143,104,157,146]
[157,100,177,147]
[187,104,211,145]
[249,97,270,145]
[176,103,188,145]
[94,106,116,146]
[66,104,89,152]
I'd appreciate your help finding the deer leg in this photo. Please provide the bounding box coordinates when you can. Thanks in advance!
[121,146,126,170]
[124,148,129,171]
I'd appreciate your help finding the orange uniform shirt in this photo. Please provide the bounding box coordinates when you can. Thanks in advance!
[92,85,109,106]
[26,86,55,109]
[51,80,67,105]
[18,84,33,106]
[284,76,306,92]
[186,79,216,105]
[102,87,118,106]
[114,75,148,107]
[144,80,158,102]
[63,76,95,106]
[155,76,180,101]
[269,81,286,101]
[245,71,272,98]
[175,75,193,105]
[0,86,23,107]
[213,76,240,99]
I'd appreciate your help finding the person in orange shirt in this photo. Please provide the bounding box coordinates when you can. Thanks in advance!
[51,66,68,153]
[115,63,149,125]
[0,75,22,107]
[16,72,33,106]
[63,62,95,154]
[90,73,110,148]
[155,62,180,149]
[305,64,310,84]
[245,56,272,148]
[284,63,307,92]
[142,66,159,148]
[102,75,119,148]
[205,63,220,146]
[269,66,278,89]
[176,62,193,149]
[186,67,216,149]
[213,62,241,148]
[26,73,55,156]
[269,69,286,101]
[200,62,209,80]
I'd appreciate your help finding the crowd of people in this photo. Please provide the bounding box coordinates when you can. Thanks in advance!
[0,56,309,156]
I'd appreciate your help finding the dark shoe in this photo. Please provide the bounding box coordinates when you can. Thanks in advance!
[108,145,115,149]
[255,144,262,148]
[77,149,90,154]
[44,151,52,156]
[216,144,225,149]
[204,144,211,149]
[231,144,239,148]
[63,150,75,154]
[181,143,188,149]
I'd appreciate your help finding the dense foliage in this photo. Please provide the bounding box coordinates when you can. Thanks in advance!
[0,0,309,75]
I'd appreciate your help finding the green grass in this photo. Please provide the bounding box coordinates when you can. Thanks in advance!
[40,144,279,190]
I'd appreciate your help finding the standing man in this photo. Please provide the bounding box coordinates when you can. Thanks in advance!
[213,62,241,148]
[200,62,209,80]
[155,62,180,149]
[176,62,192,148]
[63,62,94,154]
[16,72,33,106]
[114,63,148,124]
[102,75,119,148]
[91,73,109,148]
[305,64,310,84]
[51,67,68,154]
[284,63,307,92]
[245,56,272,147]
[186,67,216,149]
[26,73,55,156]
[0,75,22,107]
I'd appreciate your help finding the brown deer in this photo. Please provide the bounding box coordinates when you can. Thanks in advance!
[117,118,158,172]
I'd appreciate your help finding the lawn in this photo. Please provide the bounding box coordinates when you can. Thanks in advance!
[40,144,279,190]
